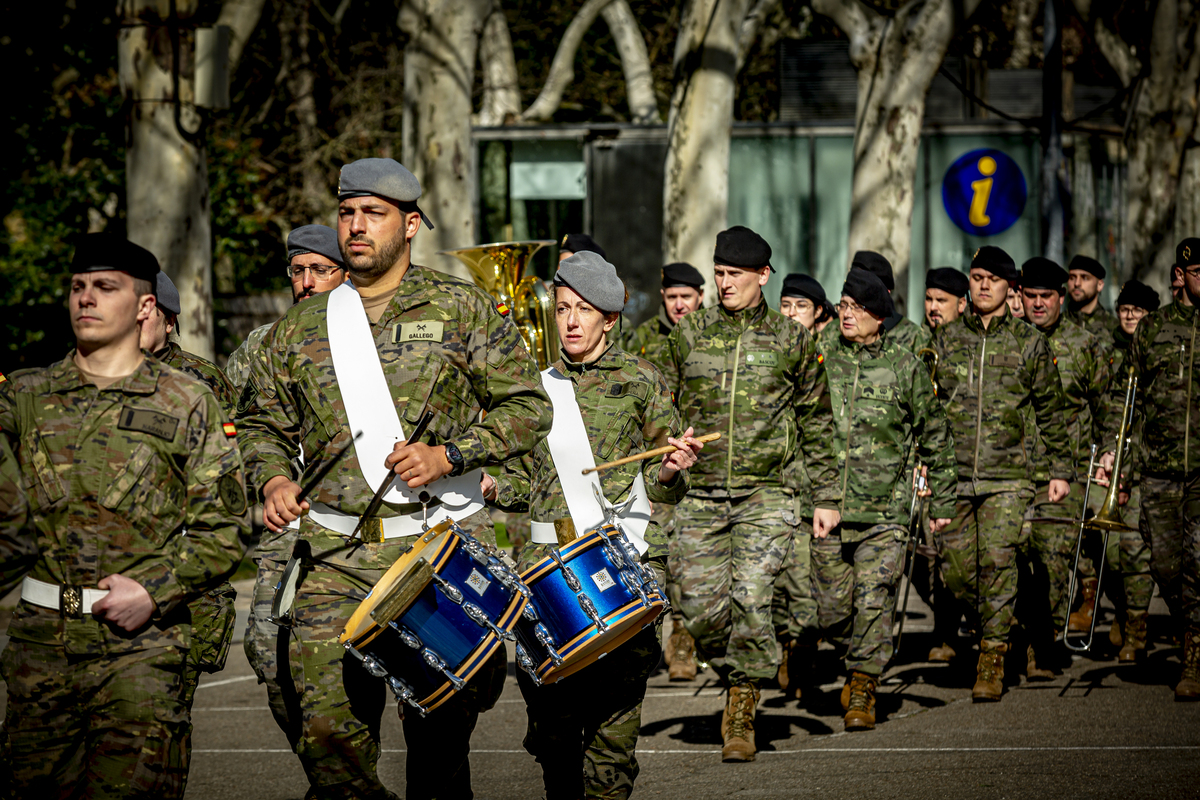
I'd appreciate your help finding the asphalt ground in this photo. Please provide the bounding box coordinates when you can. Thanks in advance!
[3,581,1198,799]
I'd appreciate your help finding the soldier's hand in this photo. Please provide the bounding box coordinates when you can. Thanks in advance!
[481,472,498,502]
[386,440,453,488]
[1095,451,1117,486]
[914,466,931,498]
[92,573,155,632]
[264,475,308,533]
[659,426,703,483]
[1118,490,1130,506]
[929,518,951,535]
[813,508,841,539]
[1048,479,1070,503]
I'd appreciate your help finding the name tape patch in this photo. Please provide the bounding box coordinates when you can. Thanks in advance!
[988,354,1020,369]
[118,407,180,442]
[393,321,445,344]
[746,351,779,367]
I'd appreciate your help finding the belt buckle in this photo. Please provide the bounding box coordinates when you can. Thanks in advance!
[362,517,384,544]
[60,585,83,619]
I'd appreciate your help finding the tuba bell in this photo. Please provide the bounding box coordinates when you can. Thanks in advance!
[439,240,557,368]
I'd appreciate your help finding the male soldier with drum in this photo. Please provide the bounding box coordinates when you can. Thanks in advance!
[487,251,702,800]
[931,246,1072,702]
[237,158,552,798]
[0,234,250,797]
[1067,255,1115,347]
[667,225,840,761]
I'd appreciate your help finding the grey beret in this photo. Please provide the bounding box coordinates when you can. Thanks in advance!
[554,251,626,313]
[337,158,435,230]
[155,271,181,316]
[287,225,345,266]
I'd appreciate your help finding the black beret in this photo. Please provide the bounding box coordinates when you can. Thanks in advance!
[714,225,774,272]
[338,158,434,230]
[287,225,345,266]
[155,272,182,316]
[1116,279,1161,312]
[1020,257,1068,290]
[1177,237,1200,269]
[925,267,969,298]
[842,267,894,319]
[71,233,160,284]
[851,250,894,291]
[971,245,1019,283]
[1067,254,1105,279]
[780,273,826,304]
[661,261,704,288]
[560,233,606,260]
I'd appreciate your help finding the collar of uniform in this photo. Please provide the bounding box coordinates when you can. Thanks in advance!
[1170,299,1200,321]
[1112,325,1133,351]
[49,351,161,396]
[964,305,1011,334]
[836,333,886,357]
[557,343,620,377]
[715,297,769,328]
[1037,313,1065,339]
[152,342,177,361]
[883,308,905,331]
[657,303,674,333]
[375,262,433,324]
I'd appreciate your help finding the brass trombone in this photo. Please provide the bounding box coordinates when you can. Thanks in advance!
[916,347,940,396]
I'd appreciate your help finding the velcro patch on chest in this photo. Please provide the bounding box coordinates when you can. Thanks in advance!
[746,351,779,367]
[988,354,1020,368]
[118,407,180,442]
[606,382,649,400]
[393,321,445,344]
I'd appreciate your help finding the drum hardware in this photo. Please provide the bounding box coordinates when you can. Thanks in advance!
[421,649,466,691]
[386,675,428,715]
[349,410,435,543]
[582,431,722,475]
[389,622,423,650]
[432,572,465,605]
[463,602,517,641]
[516,644,543,686]
[533,623,564,666]
[549,547,583,593]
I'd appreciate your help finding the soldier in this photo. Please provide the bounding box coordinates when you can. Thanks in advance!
[487,251,702,800]
[1007,284,1025,319]
[623,260,705,681]
[849,250,924,350]
[225,224,348,391]
[931,245,1072,702]
[1098,238,1200,700]
[237,158,552,798]
[558,232,606,263]
[812,268,956,731]
[778,273,832,333]
[0,430,33,596]
[1017,257,1111,678]
[0,233,249,797]
[666,225,840,761]
[923,267,969,332]
[1067,255,1115,346]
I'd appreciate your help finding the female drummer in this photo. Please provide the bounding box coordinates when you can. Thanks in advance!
[484,250,702,800]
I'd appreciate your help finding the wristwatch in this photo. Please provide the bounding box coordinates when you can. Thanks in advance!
[444,441,465,477]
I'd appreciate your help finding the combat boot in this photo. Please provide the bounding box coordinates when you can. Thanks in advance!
[928,642,956,662]
[1025,644,1054,682]
[776,640,792,692]
[1109,610,1125,648]
[1118,610,1148,664]
[843,671,878,731]
[1068,577,1099,632]
[1174,628,1200,701]
[668,627,697,682]
[721,683,760,762]
[972,640,1008,702]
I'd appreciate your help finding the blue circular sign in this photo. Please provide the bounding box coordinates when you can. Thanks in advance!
[942,148,1027,236]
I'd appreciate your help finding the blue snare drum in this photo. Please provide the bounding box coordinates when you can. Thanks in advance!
[514,523,667,685]
[339,519,530,715]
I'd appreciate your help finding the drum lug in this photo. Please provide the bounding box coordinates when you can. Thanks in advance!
[522,601,541,622]
[549,548,582,593]
[389,621,424,650]
[515,643,543,686]
[345,644,389,679]
[602,543,627,569]
[387,675,429,717]
[619,569,652,606]
[463,602,516,641]
[534,623,565,667]
[422,648,466,692]
[578,594,609,634]
[432,573,465,605]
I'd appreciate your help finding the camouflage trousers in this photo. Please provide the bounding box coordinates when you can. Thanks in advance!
[936,486,1034,644]
[1140,473,1200,627]
[183,582,238,709]
[811,523,906,676]
[670,488,795,685]
[275,510,506,800]
[1,642,190,798]
[770,519,818,644]
[1019,482,1084,635]
[1105,482,1154,613]
[652,503,687,632]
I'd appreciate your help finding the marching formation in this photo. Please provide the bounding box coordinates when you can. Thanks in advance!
[0,156,1198,800]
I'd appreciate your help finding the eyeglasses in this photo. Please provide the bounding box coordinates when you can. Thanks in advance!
[286,263,343,279]
[1184,265,1200,278]
[836,300,869,316]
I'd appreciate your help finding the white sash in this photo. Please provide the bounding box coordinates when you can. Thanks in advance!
[325,283,484,533]
[540,367,651,553]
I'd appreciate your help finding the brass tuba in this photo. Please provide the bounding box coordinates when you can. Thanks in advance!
[439,241,557,368]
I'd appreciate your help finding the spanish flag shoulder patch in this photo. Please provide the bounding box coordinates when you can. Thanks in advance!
[817,353,825,364]
[0,371,6,385]
[496,302,510,317]
[222,422,237,438]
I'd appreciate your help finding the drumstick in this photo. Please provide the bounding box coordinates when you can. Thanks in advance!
[350,410,436,541]
[582,432,721,475]
[297,431,363,504]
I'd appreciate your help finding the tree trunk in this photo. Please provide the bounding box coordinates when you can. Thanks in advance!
[1005,0,1039,68]
[602,0,661,123]
[663,0,752,305]
[400,0,492,278]
[279,0,329,223]
[476,8,521,127]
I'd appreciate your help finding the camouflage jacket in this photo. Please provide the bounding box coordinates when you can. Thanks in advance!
[623,305,674,375]
[237,264,553,532]
[492,345,689,559]
[1121,300,1200,476]
[0,354,250,654]
[1027,316,1112,482]
[1096,326,1141,483]
[666,300,839,504]
[1068,304,1116,347]
[0,429,33,597]
[225,321,273,392]
[824,333,958,532]
[156,341,239,417]
[932,309,1072,491]
[885,314,924,352]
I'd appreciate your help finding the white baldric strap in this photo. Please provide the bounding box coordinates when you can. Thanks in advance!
[324,283,484,538]
[537,368,650,553]
[21,576,108,612]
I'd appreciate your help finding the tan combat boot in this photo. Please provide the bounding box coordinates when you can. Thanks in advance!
[1109,610,1125,648]
[668,627,697,681]
[972,640,1008,702]
[1174,628,1200,701]
[721,683,760,762]
[776,640,793,692]
[843,671,878,731]
[928,642,956,662]
[1118,610,1148,664]
[1068,577,1099,632]
[1025,644,1054,681]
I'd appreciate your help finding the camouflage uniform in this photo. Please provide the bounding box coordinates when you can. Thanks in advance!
[884,314,924,352]
[810,332,957,676]
[1069,304,1117,348]
[0,425,33,596]
[237,263,552,800]
[493,344,688,800]
[0,354,250,798]
[225,321,273,392]
[156,341,238,416]
[666,301,839,685]
[932,309,1072,645]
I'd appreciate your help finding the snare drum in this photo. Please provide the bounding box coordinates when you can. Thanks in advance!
[514,523,666,686]
[339,519,530,716]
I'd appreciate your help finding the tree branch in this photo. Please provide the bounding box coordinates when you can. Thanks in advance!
[477,8,521,126]
[521,0,619,122]
[737,0,783,70]
[811,0,872,42]
[601,0,661,123]
[1094,20,1141,87]
[217,0,268,72]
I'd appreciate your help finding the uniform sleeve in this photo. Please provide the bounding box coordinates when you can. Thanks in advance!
[665,323,688,400]
[909,360,958,519]
[1028,335,1074,482]
[492,453,536,513]
[794,330,841,508]
[236,326,303,496]
[641,367,690,505]
[1086,339,1115,449]
[0,432,34,598]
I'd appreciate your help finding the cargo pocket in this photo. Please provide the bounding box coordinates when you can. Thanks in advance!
[188,582,238,674]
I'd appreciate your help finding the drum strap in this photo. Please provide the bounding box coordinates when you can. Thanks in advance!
[538,368,650,554]
[325,283,484,536]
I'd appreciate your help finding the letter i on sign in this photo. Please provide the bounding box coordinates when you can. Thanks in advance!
[969,156,997,227]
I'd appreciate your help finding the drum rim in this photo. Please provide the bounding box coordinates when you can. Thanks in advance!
[536,598,664,682]
[519,524,619,583]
